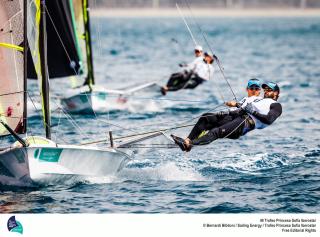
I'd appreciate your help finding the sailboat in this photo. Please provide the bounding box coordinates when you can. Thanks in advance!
[0,0,131,187]
[43,0,158,114]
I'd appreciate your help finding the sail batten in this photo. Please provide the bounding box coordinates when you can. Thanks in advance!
[0,42,24,51]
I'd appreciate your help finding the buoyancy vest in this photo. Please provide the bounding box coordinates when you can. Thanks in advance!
[194,61,214,81]
[249,98,277,129]
[239,96,262,108]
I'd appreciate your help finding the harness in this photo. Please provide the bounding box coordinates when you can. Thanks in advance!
[242,115,255,135]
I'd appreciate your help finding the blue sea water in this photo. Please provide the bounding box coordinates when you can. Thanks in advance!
[1,17,320,213]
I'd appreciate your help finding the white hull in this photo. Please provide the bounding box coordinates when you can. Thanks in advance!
[60,83,162,114]
[0,143,131,187]
[61,91,129,113]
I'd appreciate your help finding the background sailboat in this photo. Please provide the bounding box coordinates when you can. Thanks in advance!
[0,0,131,187]
[34,0,159,114]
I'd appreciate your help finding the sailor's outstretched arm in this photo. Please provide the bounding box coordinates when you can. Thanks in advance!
[252,103,282,125]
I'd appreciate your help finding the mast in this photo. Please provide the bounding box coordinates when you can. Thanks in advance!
[40,0,51,139]
[82,0,95,88]
[22,0,28,134]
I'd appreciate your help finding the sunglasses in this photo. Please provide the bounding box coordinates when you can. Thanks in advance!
[263,88,274,92]
[194,50,201,53]
[248,87,260,91]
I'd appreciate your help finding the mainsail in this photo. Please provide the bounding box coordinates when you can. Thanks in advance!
[71,0,85,75]
[26,0,87,138]
[70,0,95,87]
[27,0,82,79]
[0,0,26,136]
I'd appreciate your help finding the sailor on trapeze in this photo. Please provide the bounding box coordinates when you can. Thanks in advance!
[161,45,214,95]
[171,81,282,152]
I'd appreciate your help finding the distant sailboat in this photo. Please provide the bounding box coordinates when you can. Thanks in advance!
[43,0,158,114]
[0,0,131,187]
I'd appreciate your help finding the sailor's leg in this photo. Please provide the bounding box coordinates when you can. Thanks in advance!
[167,71,193,91]
[184,77,204,89]
[191,116,246,146]
[162,73,184,95]
[166,73,184,87]
[188,113,230,140]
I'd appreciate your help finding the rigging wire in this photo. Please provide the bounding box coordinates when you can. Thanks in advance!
[45,3,171,142]
[182,0,238,101]
[119,116,248,149]
[0,91,25,97]
[43,2,228,139]
[27,92,90,143]
[176,3,197,46]
[25,96,70,146]
[45,6,80,78]
[100,102,225,134]
[54,107,91,141]
[53,93,209,103]
[80,123,195,146]
[175,2,226,103]
[25,3,237,148]
[90,0,112,134]
[44,5,100,122]
[80,102,227,146]
[25,85,227,146]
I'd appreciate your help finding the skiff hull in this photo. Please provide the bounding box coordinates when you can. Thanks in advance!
[0,144,131,187]
[61,91,129,113]
[60,83,162,114]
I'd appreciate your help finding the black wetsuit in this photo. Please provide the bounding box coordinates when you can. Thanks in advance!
[166,71,205,91]
[188,102,282,146]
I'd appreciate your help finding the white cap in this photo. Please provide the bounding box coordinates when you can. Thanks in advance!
[194,45,203,51]
[204,52,212,57]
